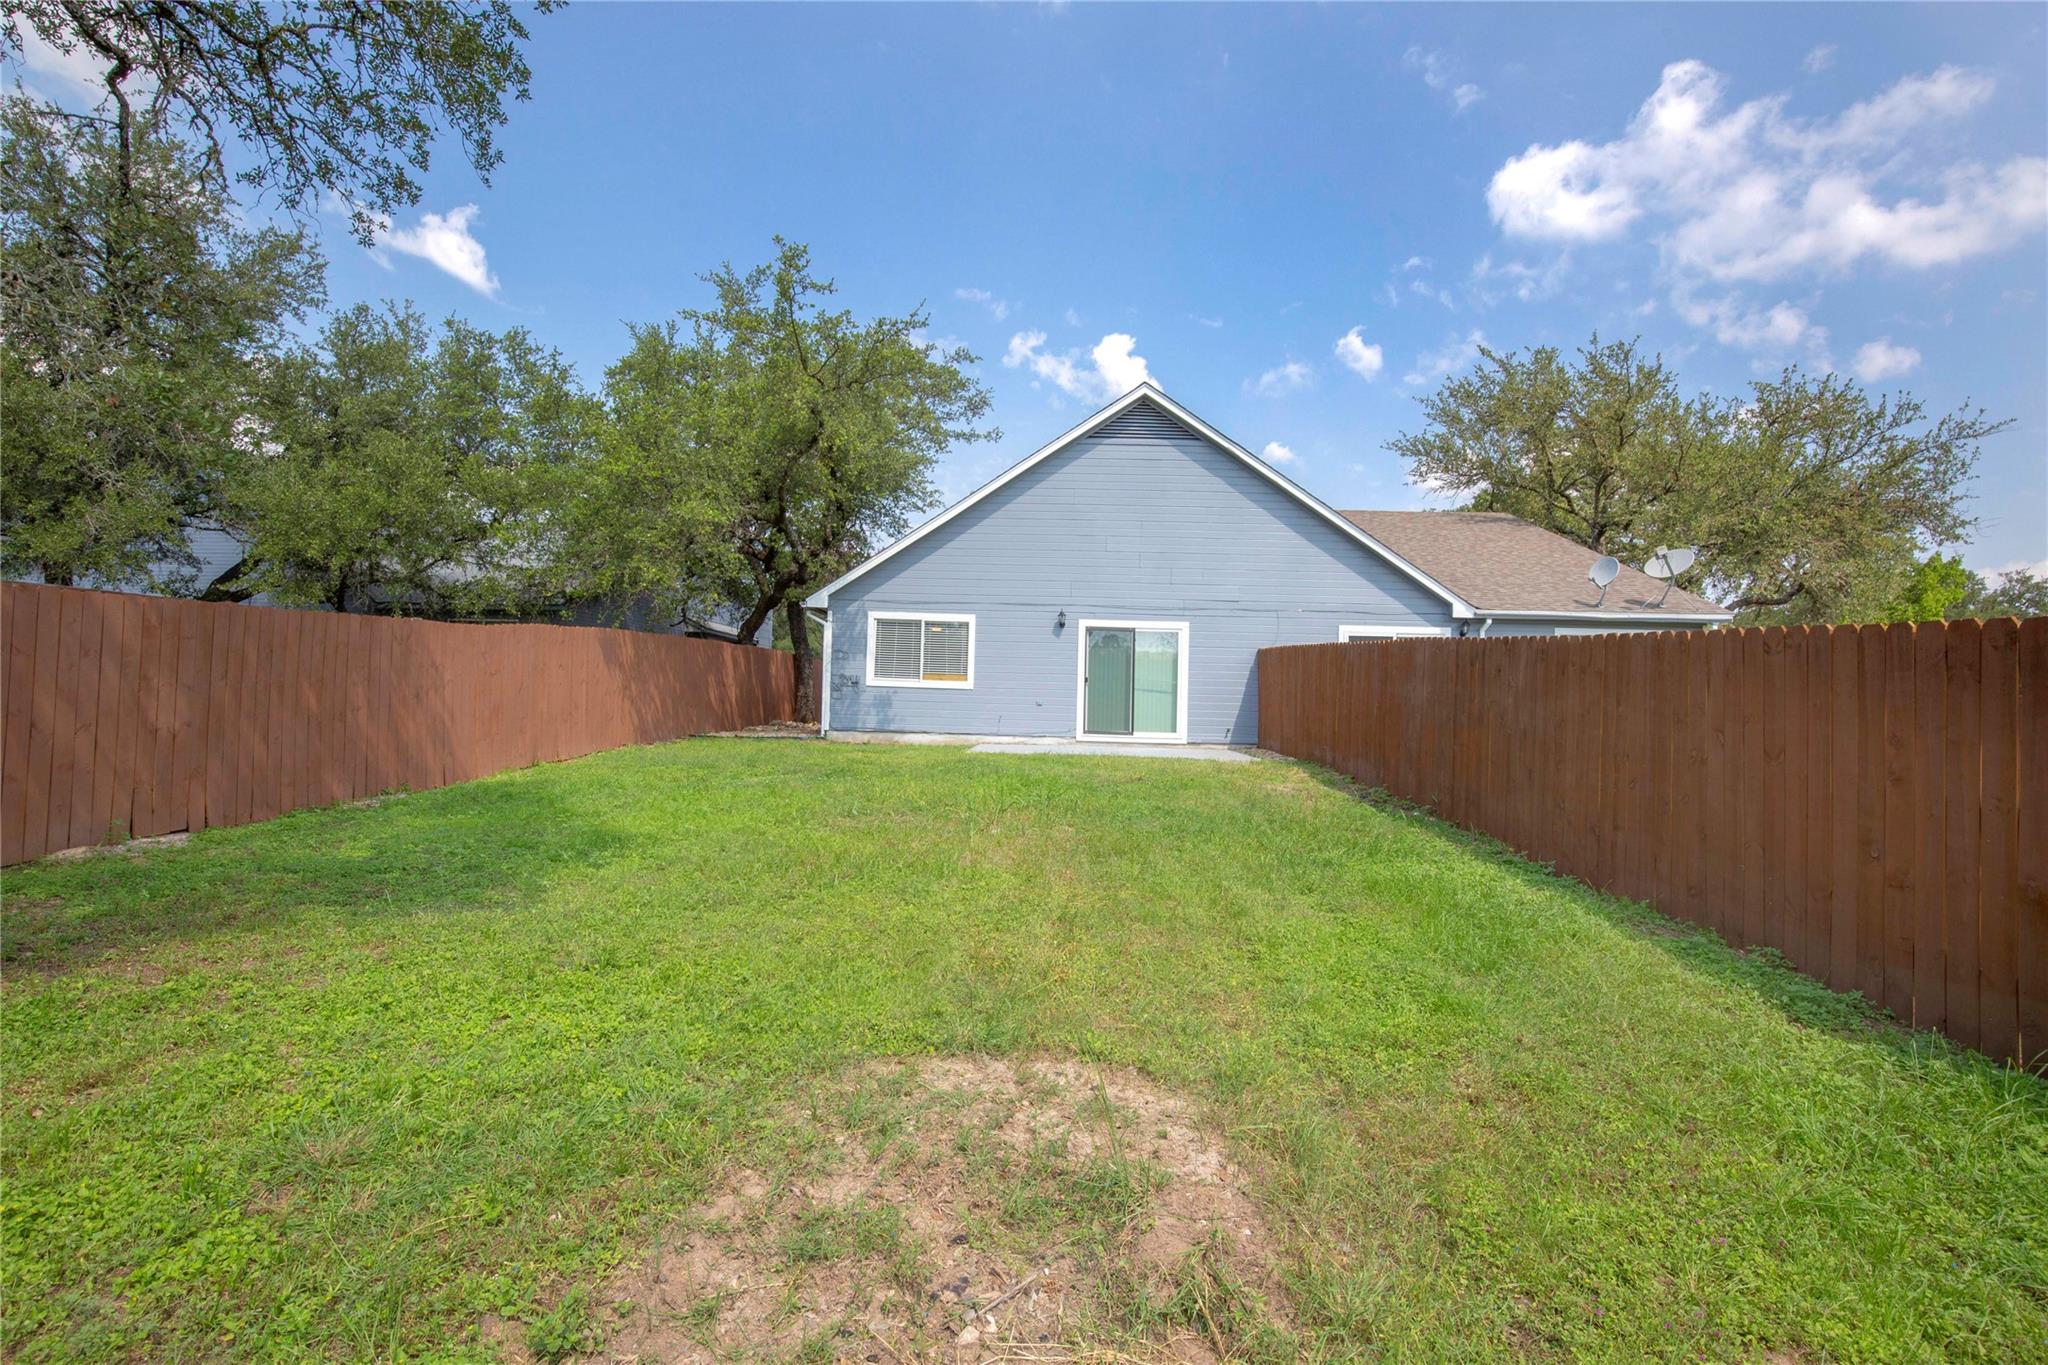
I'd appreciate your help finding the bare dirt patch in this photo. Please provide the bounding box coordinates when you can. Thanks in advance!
[567,1056,1292,1363]
[704,722,821,740]
[44,831,191,861]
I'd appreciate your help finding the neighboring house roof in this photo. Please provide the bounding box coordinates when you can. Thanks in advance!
[807,383,1477,616]
[1338,510,1729,620]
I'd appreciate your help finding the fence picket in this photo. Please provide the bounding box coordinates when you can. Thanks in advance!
[2016,618,2047,1068]
[0,587,38,861]
[1978,620,2021,1063]
[1883,623,1918,1022]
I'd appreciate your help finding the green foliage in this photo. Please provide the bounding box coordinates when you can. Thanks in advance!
[1879,553,1974,622]
[1392,336,2007,623]
[4,0,555,241]
[547,320,748,629]
[228,302,599,614]
[2,742,2041,1361]
[1961,564,2048,619]
[0,97,322,589]
[1867,555,2048,624]
[569,240,996,698]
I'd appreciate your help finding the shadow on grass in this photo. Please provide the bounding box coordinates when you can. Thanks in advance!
[0,757,641,975]
[1281,758,2044,1091]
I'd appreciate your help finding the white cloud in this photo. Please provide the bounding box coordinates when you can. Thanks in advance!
[911,328,967,358]
[1989,558,2048,583]
[377,204,501,298]
[1403,46,1483,113]
[1063,306,1082,327]
[1803,44,1837,75]
[1247,360,1313,397]
[1486,59,2045,363]
[1410,279,1455,308]
[955,287,1011,321]
[1402,255,1433,272]
[1467,252,1568,306]
[1403,329,1489,387]
[1672,288,1828,361]
[1488,138,1642,241]
[1261,441,1299,465]
[1334,327,1384,380]
[1003,331,1155,402]
[1851,336,1922,381]
[1487,60,2044,282]
[2,26,137,107]
[1193,314,1224,328]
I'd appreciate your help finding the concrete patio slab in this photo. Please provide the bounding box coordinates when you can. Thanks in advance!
[968,741,1259,762]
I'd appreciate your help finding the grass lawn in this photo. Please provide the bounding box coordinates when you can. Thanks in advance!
[2,739,2044,1362]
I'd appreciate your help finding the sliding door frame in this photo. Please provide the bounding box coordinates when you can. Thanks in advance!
[1073,618,1191,743]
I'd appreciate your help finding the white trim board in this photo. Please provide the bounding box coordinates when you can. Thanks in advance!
[1074,618,1191,744]
[805,383,1477,618]
[1339,624,1458,642]
[1478,610,1730,624]
[865,610,977,689]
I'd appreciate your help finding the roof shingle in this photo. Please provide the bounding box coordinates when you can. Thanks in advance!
[1339,510,1727,617]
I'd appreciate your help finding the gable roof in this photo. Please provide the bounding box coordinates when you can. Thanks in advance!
[806,383,1477,615]
[1337,511,1730,620]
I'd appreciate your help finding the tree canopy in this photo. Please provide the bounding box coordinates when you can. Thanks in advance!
[0,96,322,588]
[1881,553,2048,623]
[5,0,553,239]
[224,302,596,614]
[567,240,996,713]
[1391,336,2008,622]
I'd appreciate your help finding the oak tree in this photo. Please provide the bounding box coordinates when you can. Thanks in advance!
[1392,336,2006,622]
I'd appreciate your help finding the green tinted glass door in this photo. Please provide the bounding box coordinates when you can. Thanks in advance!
[1132,630,1179,734]
[1084,628,1134,735]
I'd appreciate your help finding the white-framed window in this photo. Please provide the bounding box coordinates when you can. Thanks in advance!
[866,612,975,688]
[1337,624,1458,642]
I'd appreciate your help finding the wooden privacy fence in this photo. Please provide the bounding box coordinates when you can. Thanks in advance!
[1258,620,2047,1069]
[1,582,803,866]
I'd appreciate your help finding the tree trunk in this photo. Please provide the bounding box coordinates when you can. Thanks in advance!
[198,554,258,602]
[784,599,818,724]
[38,563,74,587]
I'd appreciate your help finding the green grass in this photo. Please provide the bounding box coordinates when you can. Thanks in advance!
[2,739,2043,1361]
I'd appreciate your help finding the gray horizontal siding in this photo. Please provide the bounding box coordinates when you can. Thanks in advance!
[826,405,1456,744]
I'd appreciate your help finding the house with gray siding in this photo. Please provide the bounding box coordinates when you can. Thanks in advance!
[805,384,1729,746]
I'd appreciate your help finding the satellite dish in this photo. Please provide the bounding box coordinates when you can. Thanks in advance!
[1588,555,1621,606]
[1642,547,1698,604]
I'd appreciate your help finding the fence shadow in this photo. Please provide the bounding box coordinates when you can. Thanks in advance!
[1284,758,2040,1090]
[1,746,656,975]
[1257,624,2045,1072]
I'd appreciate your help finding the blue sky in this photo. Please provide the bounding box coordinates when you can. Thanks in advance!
[14,4,2047,576]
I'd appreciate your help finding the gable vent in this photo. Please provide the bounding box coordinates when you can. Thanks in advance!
[1093,399,1192,442]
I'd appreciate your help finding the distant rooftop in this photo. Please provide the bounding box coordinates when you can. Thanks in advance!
[1338,510,1727,617]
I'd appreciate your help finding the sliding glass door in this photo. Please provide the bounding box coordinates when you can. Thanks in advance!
[1079,621,1187,741]
[1084,628,1135,735]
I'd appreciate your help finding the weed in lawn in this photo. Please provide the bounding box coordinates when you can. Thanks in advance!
[523,1288,595,1363]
